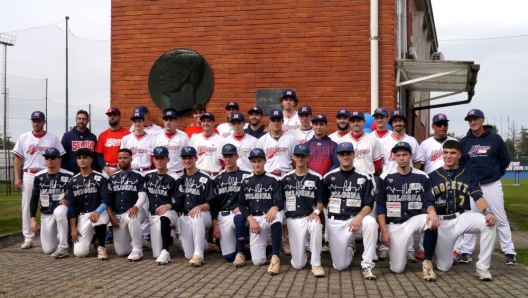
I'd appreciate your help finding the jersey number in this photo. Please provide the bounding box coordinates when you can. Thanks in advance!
[458,195,465,206]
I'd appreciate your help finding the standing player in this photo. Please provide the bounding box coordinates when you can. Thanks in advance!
[128,106,163,135]
[190,113,223,177]
[105,148,148,261]
[458,109,516,265]
[222,113,258,172]
[371,107,391,139]
[95,108,130,178]
[13,111,65,249]
[238,148,285,275]
[217,102,248,138]
[323,142,378,280]
[211,144,251,266]
[29,148,73,258]
[377,142,439,281]
[430,140,497,280]
[280,89,300,132]
[67,148,110,260]
[290,106,314,144]
[282,144,325,277]
[61,110,99,174]
[184,104,206,138]
[244,106,267,139]
[329,109,351,144]
[120,111,154,174]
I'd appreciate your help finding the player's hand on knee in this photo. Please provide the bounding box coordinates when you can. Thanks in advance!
[71,229,81,243]
[307,213,320,223]
[109,216,120,228]
[348,216,362,232]
[380,230,391,247]
[189,206,202,218]
[212,226,221,239]
[127,206,139,219]
[59,199,68,206]
[485,213,496,226]
[265,206,279,223]
[156,204,171,216]
[426,213,440,230]
[89,211,100,223]
[233,207,240,214]
[249,219,260,234]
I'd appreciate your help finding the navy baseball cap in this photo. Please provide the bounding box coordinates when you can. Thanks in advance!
[247,106,263,115]
[225,101,239,110]
[373,107,389,117]
[349,111,365,120]
[269,109,284,120]
[389,109,407,122]
[281,89,297,100]
[464,109,485,121]
[222,143,238,155]
[200,112,215,121]
[298,105,312,115]
[391,142,413,154]
[42,147,61,157]
[30,111,46,121]
[432,113,449,124]
[135,105,149,113]
[180,146,197,157]
[336,142,354,153]
[162,109,177,120]
[152,146,169,157]
[106,108,121,115]
[229,112,245,122]
[312,114,328,123]
[248,148,266,159]
[293,144,310,156]
[336,109,351,118]
[130,111,145,120]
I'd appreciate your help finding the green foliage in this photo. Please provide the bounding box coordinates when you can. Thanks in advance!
[502,179,528,231]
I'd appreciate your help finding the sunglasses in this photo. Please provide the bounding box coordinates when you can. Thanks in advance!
[434,122,448,127]
[44,156,57,160]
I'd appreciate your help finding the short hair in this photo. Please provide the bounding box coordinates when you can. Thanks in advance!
[118,148,133,156]
[75,148,94,158]
[77,110,89,118]
[443,140,461,151]
[192,104,206,114]
[163,49,204,87]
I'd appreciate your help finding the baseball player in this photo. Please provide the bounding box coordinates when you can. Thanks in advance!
[371,107,391,139]
[120,111,154,174]
[67,148,110,260]
[95,108,130,178]
[129,105,163,135]
[217,101,248,138]
[105,148,148,261]
[13,111,65,249]
[281,144,325,277]
[179,146,216,266]
[323,142,378,280]
[329,109,351,143]
[140,146,184,264]
[151,108,190,175]
[458,109,516,265]
[184,104,206,138]
[376,142,439,281]
[238,148,285,275]
[211,144,251,266]
[190,113,223,177]
[29,148,73,258]
[429,140,497,280]
[61,110,99,174]
[280,89,300,132]
[221,113,258,173]
[290,105,314,144]
[244,106,267,139]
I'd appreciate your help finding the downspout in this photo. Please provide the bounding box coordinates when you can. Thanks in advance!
[370,0,379,113]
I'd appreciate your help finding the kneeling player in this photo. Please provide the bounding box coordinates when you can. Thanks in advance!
[377,142,440,281]
[238,148,284,275]
[430,140,497,280]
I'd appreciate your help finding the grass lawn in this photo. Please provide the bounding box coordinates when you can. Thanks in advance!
[0,192,24,235]
[502,178,528,231]
[515,248,528,266]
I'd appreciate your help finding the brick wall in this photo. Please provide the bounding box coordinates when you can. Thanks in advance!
[111,0,399,132]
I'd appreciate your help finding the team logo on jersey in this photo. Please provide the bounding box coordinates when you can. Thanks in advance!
[72,140,95,151]
[266,146,287,159]
[357,178,365,184]
[28,144,48,155]
[94,176,101,181]
[286,177,290,181]
[105,138,122,147]
[39,177,43,181]
[468,145,491,156]
[331,177,335,181]
[430,149,443,162]
[354,148,370,159]
[409,183,421,190]
[244,179,249,183]
[197,146,216,156]
[388,179,393,183]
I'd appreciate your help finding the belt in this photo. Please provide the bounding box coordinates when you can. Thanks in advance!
[78,212,90,216]
[250,211,266,216]
[270,172,284,177]
[438,212,464,220]
[107,163,118,168]
[23,169,42,174]
[288,215,308,219]
[220,210,234,216]
[330,214,352,221]
[134,167,150,172]
[181,211,190,216]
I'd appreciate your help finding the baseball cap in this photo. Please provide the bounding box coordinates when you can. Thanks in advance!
[248,148,266,159]
[42,147,61,157]
[229,112,245,123]
[152,146,169,157]
[105,108,121,115]
[372,107,389,117]
[293,144,310,156]
[135,105,149,113]
[349,111,365,120]
[30,111,46,121]
[464,109,485,121]
[389,109,407,122]
[162,109,178,120]
[200,112,215,121]
[247,106,263,115]
[222,143,238,155]
[336,109,351,118]
[312,114,328,123]
[225,101,239,110]
[180,146,198,157]
[336,142,354,153]
[281,89,297,101]
[432,113,449,124]
[130,111,145,120]
[298,105,312,115]
[391,141,413,154]
[269,109,284,120]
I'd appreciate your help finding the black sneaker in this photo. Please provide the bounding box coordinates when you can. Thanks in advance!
[505,254,517,266]
[459,253,472,264]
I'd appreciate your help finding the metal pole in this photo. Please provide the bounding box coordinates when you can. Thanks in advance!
[88,104,91,130]
[45,78,48,131]
[65,16,69,132]
[3,44,7,194]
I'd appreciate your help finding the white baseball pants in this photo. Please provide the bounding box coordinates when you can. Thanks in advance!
[250,212,284,266]
[40,205,69,254]
[113,209,147,256]
[180,211,212,260]
[217,212,242,256]
[21,172,37,242]
[287,217,323,269]
[149,210,178,258]
[73,211,110,257]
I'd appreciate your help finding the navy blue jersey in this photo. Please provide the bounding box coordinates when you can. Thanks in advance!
[213,169,251,220]
[323,168,374,217]
[66,171,109,219]
[142,170,184,214]
[180,170,215,213]
[238,172,285,218]
[376,168,435,224]
[459,129,510,184]
[60,127,99,174]
[104,170,146,215]
[280,170,324,218]
[30,169,73,217]
[428,166,483,215]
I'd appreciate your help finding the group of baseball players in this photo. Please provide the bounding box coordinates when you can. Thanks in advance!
[14,89,516,282]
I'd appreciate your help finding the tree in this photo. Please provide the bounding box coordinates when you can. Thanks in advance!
[0,139,15,150]
[484,123,498,134]
[505,138,516,156]
[517,126,528,156]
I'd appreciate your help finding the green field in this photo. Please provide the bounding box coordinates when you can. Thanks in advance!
[0,191,25,235]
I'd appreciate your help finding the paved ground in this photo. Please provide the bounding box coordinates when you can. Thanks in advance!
[1,232,527,298]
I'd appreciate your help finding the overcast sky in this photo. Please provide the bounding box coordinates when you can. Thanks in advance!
[1,0,527,140]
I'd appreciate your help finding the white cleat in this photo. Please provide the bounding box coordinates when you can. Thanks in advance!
[127,251,143,262]
[156,249,171,265]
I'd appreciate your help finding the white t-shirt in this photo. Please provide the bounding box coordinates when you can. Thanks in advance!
[120,133,154,169]
[378,132,423,174]
[190,133,223,173]
[150,130,189,172]
[13,131,65,170]
[221,133,258,172]
[339,132,383,175]
[419,136,457,174]
[256,132,297,173]
[282,111,300,132]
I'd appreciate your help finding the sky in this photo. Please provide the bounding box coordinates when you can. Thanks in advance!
[1,0,527,140]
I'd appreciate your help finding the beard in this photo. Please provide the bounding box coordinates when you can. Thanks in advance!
[109,119,119,127]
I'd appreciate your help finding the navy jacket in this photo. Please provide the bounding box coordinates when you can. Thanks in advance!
[61,127,99,174]
[244,125,266,139]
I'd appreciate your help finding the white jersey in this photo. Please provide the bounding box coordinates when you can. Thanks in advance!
[290,127,314,144]
[379,132,423,174]
[150,129,189,172]
[328,131,349,143]
[129,123,163,136]
[339,132,382,175]
[419,136,457,174]
[217,122,249,138]
[256,132,297,173]
[221,133,258,172]
[190,133,223,173]
[282,111,300,132]
[120,133,154,169]
[13,131,65,170]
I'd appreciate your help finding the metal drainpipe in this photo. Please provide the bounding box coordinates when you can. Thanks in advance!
[371,0,379,113]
